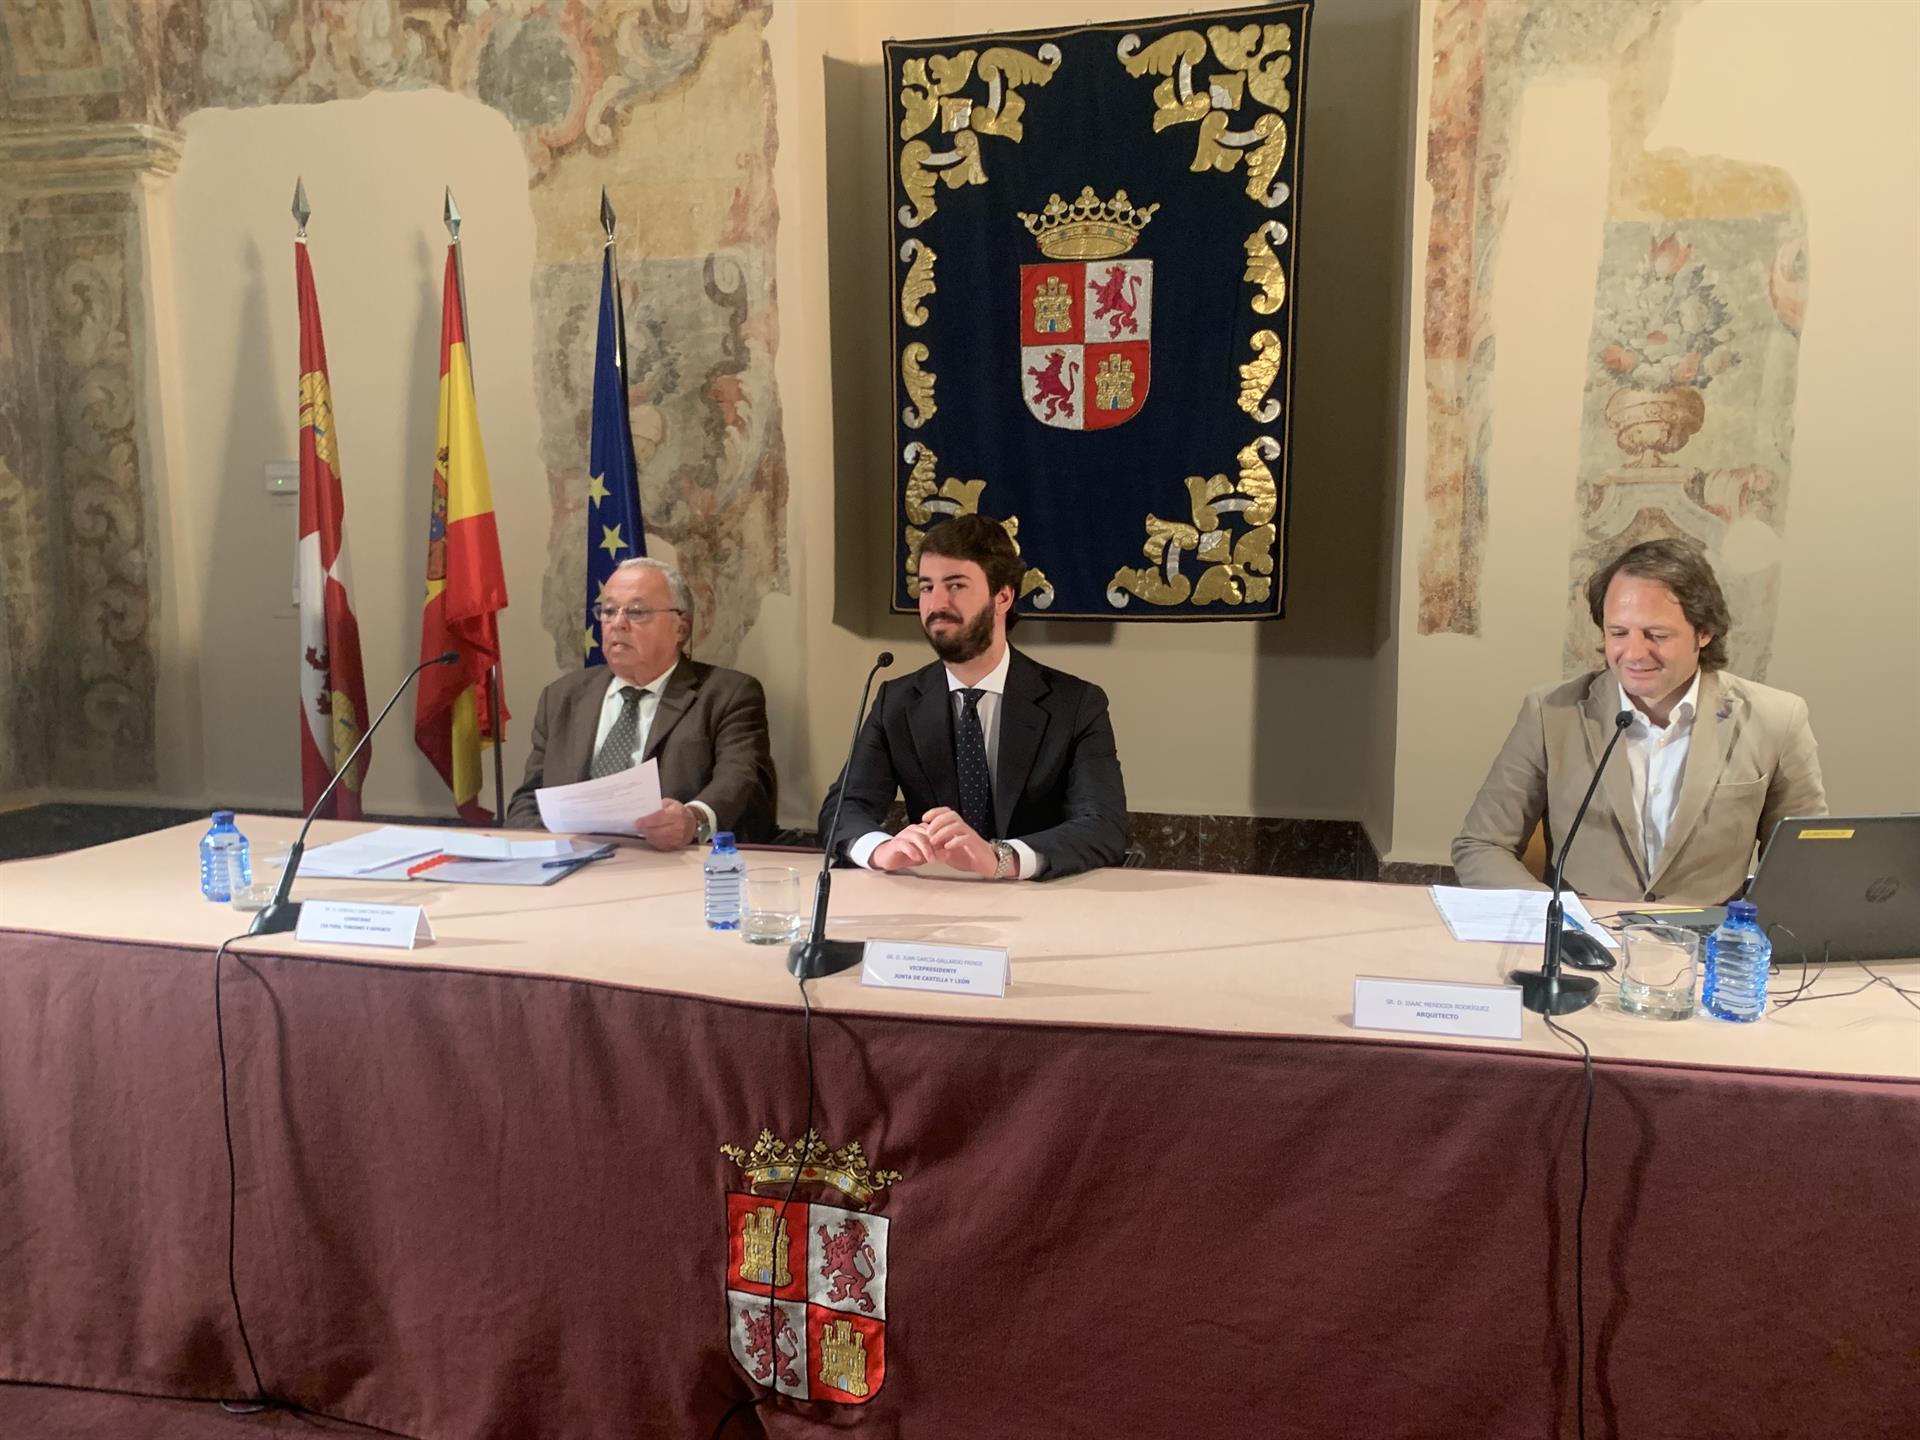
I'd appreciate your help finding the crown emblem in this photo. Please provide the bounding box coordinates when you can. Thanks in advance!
[1019,186,1158,261]
[721,1129,902,1209]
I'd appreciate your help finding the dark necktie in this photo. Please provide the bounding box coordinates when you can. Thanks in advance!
[955,689,995,839]
[590,687,643,779]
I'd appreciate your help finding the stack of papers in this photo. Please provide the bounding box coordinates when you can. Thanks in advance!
[1428,886,1619,950]
[297,827,614,886]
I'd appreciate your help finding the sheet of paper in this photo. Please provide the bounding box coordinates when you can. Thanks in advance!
[534,761,662,837]
[437,833,577,862]
[1427,886,1619,950]
[299,826,449,878]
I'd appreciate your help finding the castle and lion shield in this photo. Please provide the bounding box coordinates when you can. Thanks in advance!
[720,1129,901,1404]
[1019,187,1156,430]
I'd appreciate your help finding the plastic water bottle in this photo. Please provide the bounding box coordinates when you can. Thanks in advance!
[704,831,743,931]
[1702,899,1771,1022]
[199,811,251,903]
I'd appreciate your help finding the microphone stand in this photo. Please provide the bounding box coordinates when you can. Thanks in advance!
[1510,709,1635,1016]
[248,652,460,936]
[788,652,894,980]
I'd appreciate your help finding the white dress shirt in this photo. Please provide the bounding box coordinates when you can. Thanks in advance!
[1619,671,1700,875]
[849,646,1044,879]
[592,662,716,838]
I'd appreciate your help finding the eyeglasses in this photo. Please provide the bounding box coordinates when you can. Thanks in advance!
[592,604,684,625]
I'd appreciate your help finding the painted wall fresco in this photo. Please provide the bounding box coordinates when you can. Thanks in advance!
[1418,0,1805,679]
[0,0,786,788]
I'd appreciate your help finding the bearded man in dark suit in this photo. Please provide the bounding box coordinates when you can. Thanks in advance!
[819,514,1128,881]
[507,557,776,846]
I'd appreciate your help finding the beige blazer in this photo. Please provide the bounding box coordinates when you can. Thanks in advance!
[1452,669,1826,904]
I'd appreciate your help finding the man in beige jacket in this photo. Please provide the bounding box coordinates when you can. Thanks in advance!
[1453,539,1825,905]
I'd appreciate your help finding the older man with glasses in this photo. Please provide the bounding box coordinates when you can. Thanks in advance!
[506,556,777,846]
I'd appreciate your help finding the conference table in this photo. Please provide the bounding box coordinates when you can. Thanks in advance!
[1,818,1914,1439]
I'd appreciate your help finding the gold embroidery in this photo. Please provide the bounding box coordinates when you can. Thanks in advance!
[1118,23,1295,206]
[818,1319,871,1398]
[900,444,1054,607]
[738,1205,793,1287]
[1107,438,1282,608]
[901,343,937,428]
[1032,275,1072,332]
[1243,221,1287,314]
[723,1129,901,1210]
[1237,329,1282,422]
[1095,354,1137,412]
[1018,186,1159,261]
[299,369,339,474]
[897,44,1059,228]
[900,239,937,327]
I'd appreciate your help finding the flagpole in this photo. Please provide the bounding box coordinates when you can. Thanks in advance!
[445,187,506,827]
[601,186,624,374]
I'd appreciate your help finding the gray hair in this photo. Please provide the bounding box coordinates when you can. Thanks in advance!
[613,555,694,631]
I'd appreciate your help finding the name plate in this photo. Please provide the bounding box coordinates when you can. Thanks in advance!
[295,900,434,950]
[1352,976,1523,1041]
[861,940,1009,998]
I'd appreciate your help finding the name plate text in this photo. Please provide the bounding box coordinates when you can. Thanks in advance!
[861,940,1009,998]
[1352,976,1523,1041]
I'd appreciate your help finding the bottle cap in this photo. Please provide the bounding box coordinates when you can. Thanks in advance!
[712,831,736,850]
[1727,899,1758,920]
[212,810,234,824]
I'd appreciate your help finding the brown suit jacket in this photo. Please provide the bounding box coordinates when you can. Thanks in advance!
[505,658,777,841]
[1452,669,1826,904]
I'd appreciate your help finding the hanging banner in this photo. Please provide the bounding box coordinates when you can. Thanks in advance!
[886,3,1312,620]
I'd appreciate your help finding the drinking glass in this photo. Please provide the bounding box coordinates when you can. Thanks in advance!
[742,866,803,945]
[1616,923,1700,1021]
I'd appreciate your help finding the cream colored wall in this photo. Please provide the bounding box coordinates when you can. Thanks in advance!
[1387,0,1920,867]
[158,93,549,817]
[100,0,1419,838]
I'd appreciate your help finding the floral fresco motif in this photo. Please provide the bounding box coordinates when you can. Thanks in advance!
[1419,0,1806,677]
[1566,213,1804,679]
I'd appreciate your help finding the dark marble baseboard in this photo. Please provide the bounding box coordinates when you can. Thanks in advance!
[0,804,1455,887]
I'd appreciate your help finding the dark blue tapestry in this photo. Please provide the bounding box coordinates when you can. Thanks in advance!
[886,3,1312,620]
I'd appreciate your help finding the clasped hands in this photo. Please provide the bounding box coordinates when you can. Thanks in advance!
[869,806,1001,878]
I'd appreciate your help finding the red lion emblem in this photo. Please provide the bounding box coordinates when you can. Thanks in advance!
[740,1305,801,1388]
[816,1217,878,1313]
[1026,350,1079,420]
[1089,264,1142,335]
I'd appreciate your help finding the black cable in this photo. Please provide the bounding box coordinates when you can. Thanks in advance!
[709,976,818,1440]
[1542,1010,1594,1440]
[212,933,270,1403]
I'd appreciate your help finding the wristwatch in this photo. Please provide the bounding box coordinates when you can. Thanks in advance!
[989,840,1017,881]
[692,808,714,847]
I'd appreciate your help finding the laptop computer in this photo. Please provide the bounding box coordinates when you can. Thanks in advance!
[1742,814,1920,965]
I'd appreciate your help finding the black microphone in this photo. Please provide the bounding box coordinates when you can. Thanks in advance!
[247,650,461,936]
[788,651,894,980]
[1510,708,1635,1015]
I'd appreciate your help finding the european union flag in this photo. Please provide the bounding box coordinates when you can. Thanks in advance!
[584,237,646,666]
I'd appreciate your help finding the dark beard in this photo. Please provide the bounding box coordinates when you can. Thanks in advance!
[924,602,995,664]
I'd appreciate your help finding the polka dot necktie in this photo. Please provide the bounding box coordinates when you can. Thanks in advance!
[955,689,995,839]
[590,688,642,780]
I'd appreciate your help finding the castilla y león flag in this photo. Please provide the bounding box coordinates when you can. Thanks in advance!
[295,239,371,818]
[415,245,508,823]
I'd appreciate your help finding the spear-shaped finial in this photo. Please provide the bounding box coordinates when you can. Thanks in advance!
[443,186,461,241]
[292,177,310,238]
[600,186,616,245]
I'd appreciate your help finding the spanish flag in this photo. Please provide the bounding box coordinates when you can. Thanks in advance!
[414,245,508,823]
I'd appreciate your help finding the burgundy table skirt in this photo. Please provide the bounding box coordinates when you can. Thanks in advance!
[2,928,1915,1438]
